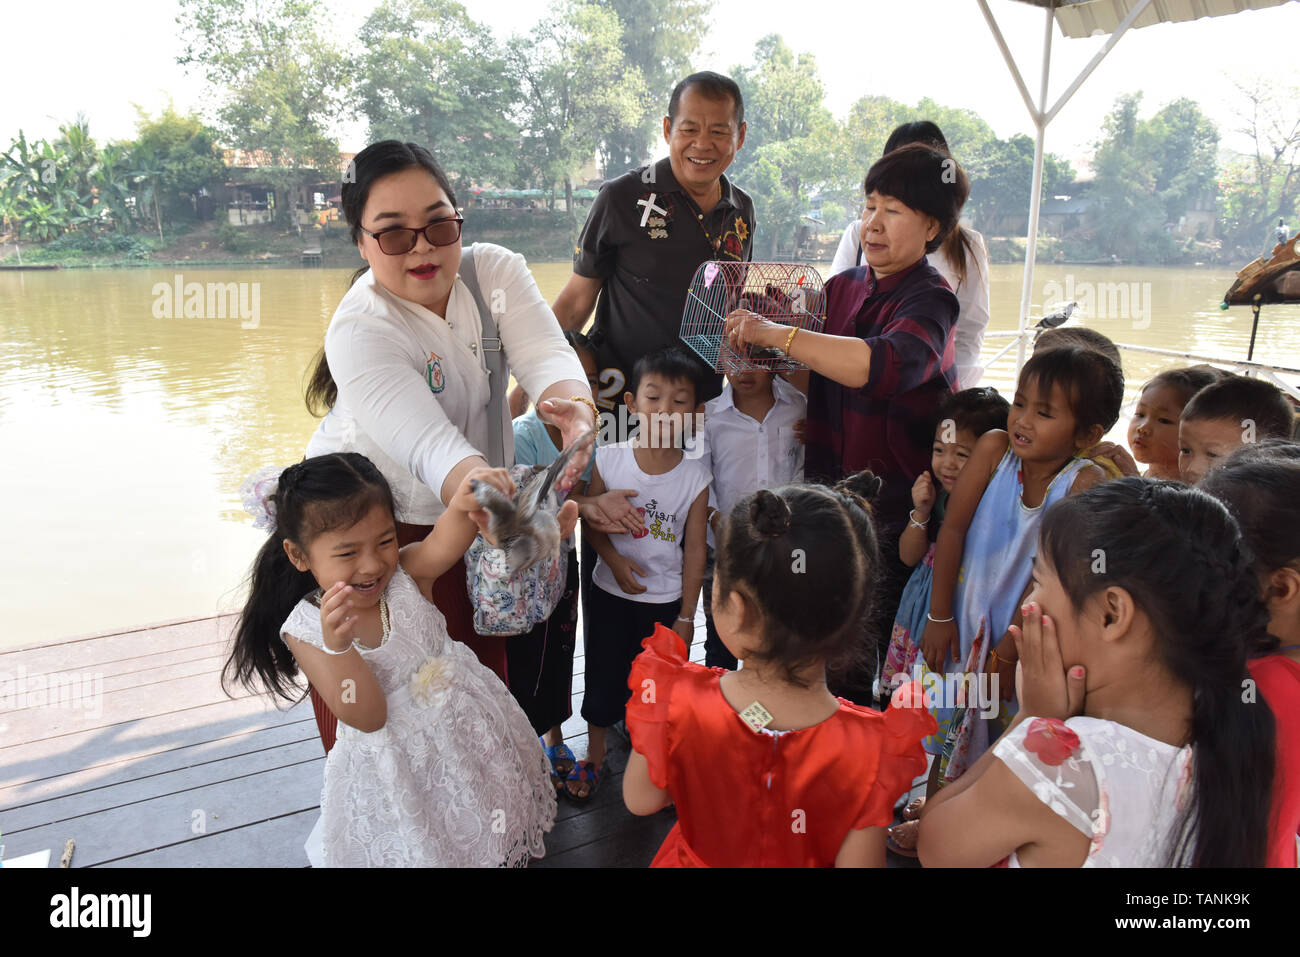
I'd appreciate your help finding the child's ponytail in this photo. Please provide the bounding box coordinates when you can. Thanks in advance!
[1040,478,1276,867]
[223,528,318,702]
[223,454,397,702]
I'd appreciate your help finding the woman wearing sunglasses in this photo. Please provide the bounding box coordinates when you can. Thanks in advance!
[301,140,596,753]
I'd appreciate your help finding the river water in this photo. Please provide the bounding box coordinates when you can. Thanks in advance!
[1,261,1296,648]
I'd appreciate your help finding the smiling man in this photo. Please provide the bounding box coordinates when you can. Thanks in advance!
[547,71,753,418]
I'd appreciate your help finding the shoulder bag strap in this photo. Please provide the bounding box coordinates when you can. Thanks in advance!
[458,244,507,467]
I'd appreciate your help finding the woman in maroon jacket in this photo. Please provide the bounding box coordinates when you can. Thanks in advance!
[725,144,970,704]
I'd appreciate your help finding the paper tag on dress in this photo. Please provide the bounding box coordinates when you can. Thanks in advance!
[738,701,775,733]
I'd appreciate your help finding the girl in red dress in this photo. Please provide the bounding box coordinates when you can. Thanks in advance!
[1202,439,1300,867]
[622,472,936,866]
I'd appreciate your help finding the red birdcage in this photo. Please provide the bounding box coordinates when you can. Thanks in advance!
[679,261,826,373]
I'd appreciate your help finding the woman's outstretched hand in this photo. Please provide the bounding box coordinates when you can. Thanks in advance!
[537,397,597,491]
[1008,601,1086,721]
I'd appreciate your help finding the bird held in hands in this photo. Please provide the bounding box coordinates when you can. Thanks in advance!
[470,428,596,575]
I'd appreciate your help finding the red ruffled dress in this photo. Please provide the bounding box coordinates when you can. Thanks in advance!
[626,625,937,867]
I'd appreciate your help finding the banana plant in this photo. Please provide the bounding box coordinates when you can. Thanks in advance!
[91,143,135,231]
[129,146,166,242]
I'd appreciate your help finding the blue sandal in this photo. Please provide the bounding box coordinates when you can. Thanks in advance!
[563,761,605,803]
[543,741,577,790]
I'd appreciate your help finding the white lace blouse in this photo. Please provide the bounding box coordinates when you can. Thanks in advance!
[993,715,1194,867]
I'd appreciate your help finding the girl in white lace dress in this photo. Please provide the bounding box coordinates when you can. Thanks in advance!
[915,478,1277,867]
[225,452,570,866]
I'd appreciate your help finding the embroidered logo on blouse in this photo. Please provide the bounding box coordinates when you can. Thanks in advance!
[426,351,446,394]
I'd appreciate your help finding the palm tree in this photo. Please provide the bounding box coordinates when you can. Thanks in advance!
[130,146,166,242]
[92,144,135,232]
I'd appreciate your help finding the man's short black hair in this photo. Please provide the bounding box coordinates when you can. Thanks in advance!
[629,346,702,401]
[668,71,744,128]
[1181,374,1295,439]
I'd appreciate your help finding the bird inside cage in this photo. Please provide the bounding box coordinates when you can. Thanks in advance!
[679,260,826,373]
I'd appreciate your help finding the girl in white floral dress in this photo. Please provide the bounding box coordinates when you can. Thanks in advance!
[915,479,1277,867]
[225,452,572,866]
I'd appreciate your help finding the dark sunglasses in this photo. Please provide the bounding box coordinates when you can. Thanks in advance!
[359,216,463,255]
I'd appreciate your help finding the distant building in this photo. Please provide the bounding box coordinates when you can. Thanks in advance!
[216,149,354,226]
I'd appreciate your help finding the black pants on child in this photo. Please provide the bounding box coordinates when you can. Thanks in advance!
[829,529,909,708]
[505,550,579,736]
[702,545,738,670]
[580,583,680,728]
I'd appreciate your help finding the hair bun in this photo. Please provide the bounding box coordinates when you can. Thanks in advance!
[834,470,883,515]
[749,489,792,538]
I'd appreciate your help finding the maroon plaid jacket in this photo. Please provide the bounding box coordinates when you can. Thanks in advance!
[805,258,960,539]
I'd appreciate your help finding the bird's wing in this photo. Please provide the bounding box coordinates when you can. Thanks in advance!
[531,427,596,510]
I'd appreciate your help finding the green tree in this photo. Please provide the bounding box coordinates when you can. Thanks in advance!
[177,0,345,227]
[597,0,713,174]
[1,129,97,240]
[1089,92,1220,262]
[91,143,136,232]
[730,36,844,257]
[509,0,645,226]
[354,0,520,195]
[130,146,168,242]
[132,104,227,224]
[965,133,1075,237]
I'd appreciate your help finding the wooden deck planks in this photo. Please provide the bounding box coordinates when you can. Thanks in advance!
[0,603,710,868]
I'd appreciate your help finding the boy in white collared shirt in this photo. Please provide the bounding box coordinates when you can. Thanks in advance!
[699,360,807,668]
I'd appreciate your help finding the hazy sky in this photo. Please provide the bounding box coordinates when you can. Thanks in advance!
[5,0,1296,173]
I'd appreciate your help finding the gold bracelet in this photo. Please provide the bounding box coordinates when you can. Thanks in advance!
[783,326,799,355]
[568,394,599,425]
[990,647,1007,667]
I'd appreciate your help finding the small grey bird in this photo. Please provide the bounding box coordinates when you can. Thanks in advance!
[470,428,595,575]
[1037,300,1078,329]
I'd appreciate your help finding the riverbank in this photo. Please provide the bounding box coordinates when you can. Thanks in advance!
[0,209,589,269]
[3,215,1238,269]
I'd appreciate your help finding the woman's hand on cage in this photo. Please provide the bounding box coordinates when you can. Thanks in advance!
[724,309,782,354]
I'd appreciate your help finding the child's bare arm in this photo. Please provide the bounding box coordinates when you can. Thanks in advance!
[675,488,710,641]
[923,430,1008,671]
[623,748,671,816]
[917,723,1088,867]
[899,472,937,567]
[285,583,387,732]
[583,463,647,594]
[1068,461,1106,494]
[835,826,887,867]
[400,467,515,586]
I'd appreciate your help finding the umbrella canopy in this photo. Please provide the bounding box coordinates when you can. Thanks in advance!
[1012,0,1293,38]
[984,0,1299,375]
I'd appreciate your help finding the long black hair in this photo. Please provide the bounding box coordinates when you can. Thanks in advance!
[305,141,459,416]
[1039,478,1276,867]
[713,471,882,686]
[1201,438,1300,655]
[223,453,396,702]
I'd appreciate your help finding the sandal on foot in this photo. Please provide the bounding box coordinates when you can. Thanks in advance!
[563,761,605,804]
[886,820,920,858]
[544,742,577,789]
[902,796,926,821]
